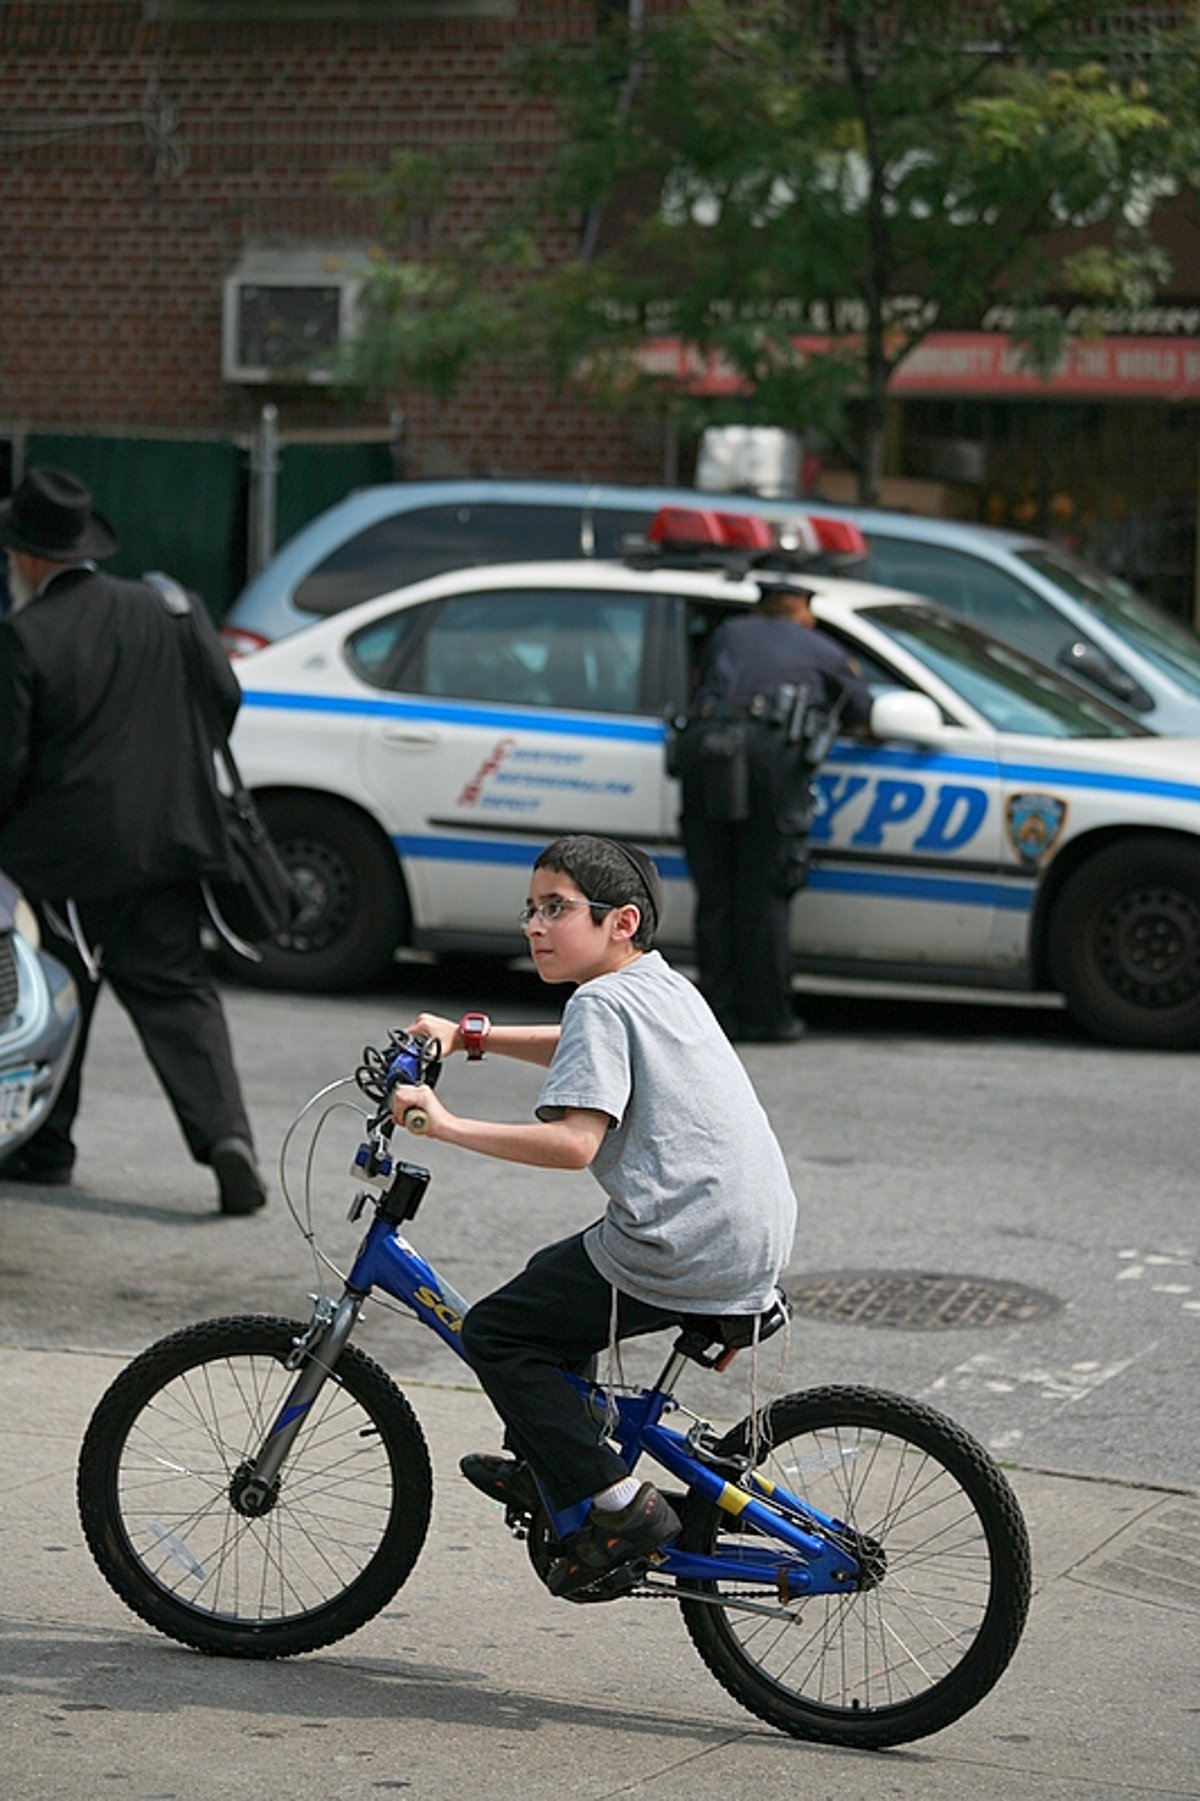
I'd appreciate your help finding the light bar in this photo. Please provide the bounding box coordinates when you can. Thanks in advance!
[640,505,868,564]
[646,506,775,550]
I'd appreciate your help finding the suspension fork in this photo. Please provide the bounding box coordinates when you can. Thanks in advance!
[235,1289,366,1514]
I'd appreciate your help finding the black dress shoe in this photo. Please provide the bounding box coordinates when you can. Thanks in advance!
[211,1137,267,1215]
[0,1147,74,1184]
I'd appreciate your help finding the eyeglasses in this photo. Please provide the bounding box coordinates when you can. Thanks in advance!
[518,897,613,929]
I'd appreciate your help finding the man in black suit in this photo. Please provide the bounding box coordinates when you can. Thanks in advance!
[0,465,265,1213]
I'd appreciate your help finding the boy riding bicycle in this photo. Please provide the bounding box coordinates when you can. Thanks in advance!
[390,833,797,1597]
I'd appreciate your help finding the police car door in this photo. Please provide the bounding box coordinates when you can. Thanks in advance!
[355,582,665,942]
[795,675,1006,973]
[673,598,1006,973]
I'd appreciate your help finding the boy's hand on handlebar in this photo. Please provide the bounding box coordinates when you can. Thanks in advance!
[406,1012,462,1057]
[391,1080,447,1138]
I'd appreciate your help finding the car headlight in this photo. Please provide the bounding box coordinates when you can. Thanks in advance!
[13,896,41,950]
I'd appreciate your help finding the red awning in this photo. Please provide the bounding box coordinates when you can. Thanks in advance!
[636,331,1200,401]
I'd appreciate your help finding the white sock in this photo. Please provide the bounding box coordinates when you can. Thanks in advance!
[592,1476,641,1512]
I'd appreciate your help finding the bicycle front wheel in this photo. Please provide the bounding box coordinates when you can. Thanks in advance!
[78,1315,432,1658]
[678,1385,1030,1748]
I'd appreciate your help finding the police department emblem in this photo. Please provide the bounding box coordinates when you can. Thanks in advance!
[1006,792,1067,864]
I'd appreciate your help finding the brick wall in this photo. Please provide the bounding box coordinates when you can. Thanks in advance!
[0,1,669,483]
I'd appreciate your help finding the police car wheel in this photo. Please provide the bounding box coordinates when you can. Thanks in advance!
[220,795,409,992]
[1049,838,1200,1049]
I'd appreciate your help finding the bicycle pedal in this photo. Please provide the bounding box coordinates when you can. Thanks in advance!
[583,1557,651,1600]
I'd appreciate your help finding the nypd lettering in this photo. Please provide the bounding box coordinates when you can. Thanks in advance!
[810,773,991,854]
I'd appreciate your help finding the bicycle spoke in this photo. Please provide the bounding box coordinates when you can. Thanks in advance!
[679,1387,1029,1746]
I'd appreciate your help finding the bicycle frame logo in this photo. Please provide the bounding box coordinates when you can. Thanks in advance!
[413,1280,463,1335]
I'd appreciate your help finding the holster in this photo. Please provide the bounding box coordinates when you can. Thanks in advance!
[695,722,750,822]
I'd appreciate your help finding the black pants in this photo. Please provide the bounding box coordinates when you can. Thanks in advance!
[460,1231,685,1510]
[678,722,804,1039]
[29,883,253,1171]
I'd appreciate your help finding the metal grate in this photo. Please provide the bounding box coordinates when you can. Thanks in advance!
[0,933,18,1029]
[787,1270,1062,1331]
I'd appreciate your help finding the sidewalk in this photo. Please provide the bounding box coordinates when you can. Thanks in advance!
[2,1343,1197,1801]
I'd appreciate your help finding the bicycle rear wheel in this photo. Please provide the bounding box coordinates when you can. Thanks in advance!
[78,1315,432,1658]
[678,1385,1030,1748]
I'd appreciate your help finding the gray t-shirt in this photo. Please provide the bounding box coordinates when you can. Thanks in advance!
[536,951,797,1312]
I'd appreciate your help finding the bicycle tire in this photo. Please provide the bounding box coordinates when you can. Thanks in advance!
[677,1385,1030,1748]
[77,1315,432,1658]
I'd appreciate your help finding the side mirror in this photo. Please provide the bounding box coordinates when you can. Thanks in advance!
[1056,639,1145,706]
[869,689,945,743]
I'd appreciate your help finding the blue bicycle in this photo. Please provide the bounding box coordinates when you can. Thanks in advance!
[78,1030,1031,1750]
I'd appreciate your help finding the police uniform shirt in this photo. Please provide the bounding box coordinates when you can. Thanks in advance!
[699,613,872,725]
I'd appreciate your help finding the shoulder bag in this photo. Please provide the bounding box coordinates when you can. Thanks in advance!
[145,572,300,962]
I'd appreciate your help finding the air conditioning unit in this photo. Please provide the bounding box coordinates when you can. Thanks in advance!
[222,250,362,384]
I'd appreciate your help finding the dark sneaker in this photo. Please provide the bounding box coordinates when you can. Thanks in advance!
[0,1147,74,1185]
[546,1483,680,1598]
[460,1452,539,1514]
[211,1137,267,1215]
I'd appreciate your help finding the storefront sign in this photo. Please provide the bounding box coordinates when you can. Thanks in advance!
[636,331,1200,400]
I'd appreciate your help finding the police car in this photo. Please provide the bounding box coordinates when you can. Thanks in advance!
[229,510,1200,1049]
[0,872,79,1164]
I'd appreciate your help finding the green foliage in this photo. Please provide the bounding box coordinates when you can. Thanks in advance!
[336,1,1200,495]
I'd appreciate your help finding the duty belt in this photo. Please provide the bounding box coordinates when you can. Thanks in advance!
[692,694,774,722]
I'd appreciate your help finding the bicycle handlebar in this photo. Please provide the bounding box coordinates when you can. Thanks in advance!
[355,1027,443,1138]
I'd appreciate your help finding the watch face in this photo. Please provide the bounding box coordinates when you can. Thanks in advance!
[463,1014,487,1034]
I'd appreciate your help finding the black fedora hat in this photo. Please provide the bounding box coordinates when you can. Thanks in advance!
[0,465,118,561]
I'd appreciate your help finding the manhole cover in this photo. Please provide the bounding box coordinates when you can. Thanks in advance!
[786,1270,1062,1330]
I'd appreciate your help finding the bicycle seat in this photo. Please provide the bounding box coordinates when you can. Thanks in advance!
[675,1289,790,1370]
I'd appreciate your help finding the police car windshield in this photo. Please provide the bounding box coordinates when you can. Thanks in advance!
[865,606,1149,738]
[1019,548,1200,700]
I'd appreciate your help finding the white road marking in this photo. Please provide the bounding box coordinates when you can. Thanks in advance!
[924,1347,1152,1408]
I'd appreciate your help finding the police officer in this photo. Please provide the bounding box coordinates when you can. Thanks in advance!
[677,576,873,1042]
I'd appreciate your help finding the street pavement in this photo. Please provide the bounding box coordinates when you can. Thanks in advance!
[3,974,1199,1796]
[3,1343,1198,1801]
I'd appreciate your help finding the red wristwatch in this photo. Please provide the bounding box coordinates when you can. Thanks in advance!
[460,1011,491,1061]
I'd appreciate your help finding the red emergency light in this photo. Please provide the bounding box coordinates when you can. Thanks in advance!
[638,504,868,568]
[809,516,868,557]
[645,506,776,551]
[710,511,777,550]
